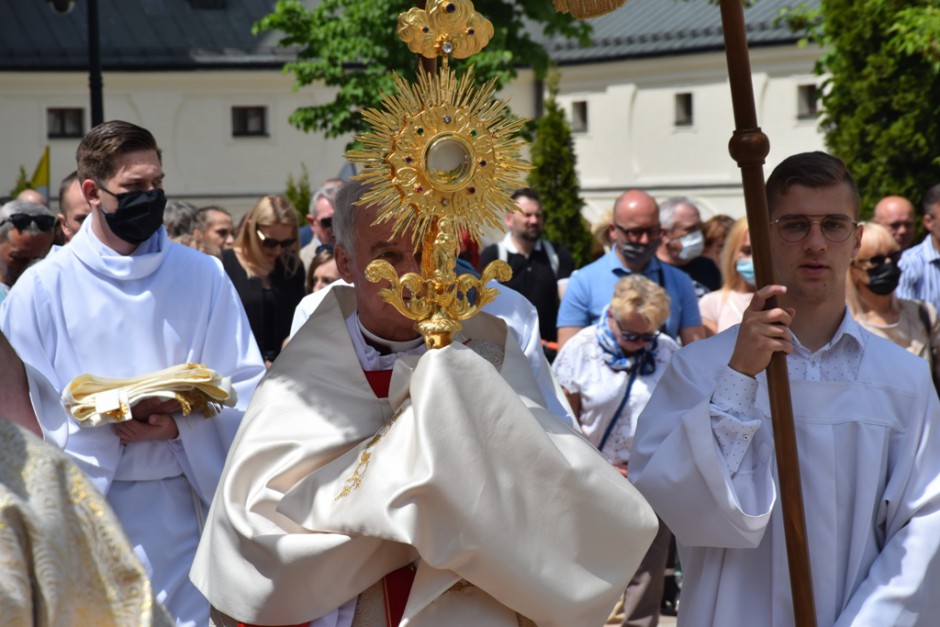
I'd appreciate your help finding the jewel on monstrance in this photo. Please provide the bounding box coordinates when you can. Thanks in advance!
[442,42,454,54]
[443,115,452,124]
[425,133,476,191]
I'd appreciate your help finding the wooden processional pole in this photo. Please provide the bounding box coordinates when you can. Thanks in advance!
[717,1,817,624]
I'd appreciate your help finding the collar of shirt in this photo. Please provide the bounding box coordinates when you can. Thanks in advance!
[601,247,663,278]
[907,236,940,265]
[69,220,168,281]
[345,313,426,371]
[787,308,867,382]
[500,232,543,256]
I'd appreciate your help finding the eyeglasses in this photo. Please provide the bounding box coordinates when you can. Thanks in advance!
[884,220,914,231]
[770,214,859,243]
[256,229,296,250]
[1,213,56,232]
[612,222,664,242]
[855,251,901,268]
[611,316,659,343]
[318,217,333,229]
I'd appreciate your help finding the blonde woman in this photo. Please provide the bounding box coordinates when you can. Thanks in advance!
[552,273,678,626]
[223,195,305,365]
[848,222,940,389]
[698,217,755,335]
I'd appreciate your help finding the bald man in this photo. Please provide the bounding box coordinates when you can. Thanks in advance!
[556,190,705,348]
[16,188,47,207]
[873,195,917,250]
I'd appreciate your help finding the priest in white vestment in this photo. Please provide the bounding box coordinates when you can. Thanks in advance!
[630,152,940,626]
[0,121,266,627]
[192,180,659,627]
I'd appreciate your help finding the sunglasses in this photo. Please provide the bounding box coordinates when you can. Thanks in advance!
[256,229,296,250]
[318,217,333,229]
[855,251,902,268]
[611,315,660,343]
[1,213,56,232]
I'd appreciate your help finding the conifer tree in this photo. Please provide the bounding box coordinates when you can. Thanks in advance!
[528,69,593,268]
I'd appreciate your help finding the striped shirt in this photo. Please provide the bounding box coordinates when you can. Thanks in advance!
[898,237,940,310]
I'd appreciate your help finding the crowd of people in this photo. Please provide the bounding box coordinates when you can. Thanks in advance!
[2,121,940,627]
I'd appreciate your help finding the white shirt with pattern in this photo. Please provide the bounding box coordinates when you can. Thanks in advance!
[552,326,679,465]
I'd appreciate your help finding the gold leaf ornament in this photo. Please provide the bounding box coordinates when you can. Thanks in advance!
[398,0,493,59]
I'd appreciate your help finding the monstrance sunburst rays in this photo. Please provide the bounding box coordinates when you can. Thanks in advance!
[348,65,529,251]
[345,0,531,349]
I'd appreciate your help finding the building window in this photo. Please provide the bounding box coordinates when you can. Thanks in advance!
[571,101,588,133]
[674,93,693,127]
[797,84,819,120]
[47,108,84,139]
[232,106,268,137]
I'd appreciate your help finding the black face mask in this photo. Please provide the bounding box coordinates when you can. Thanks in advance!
[618,239,660,268]
[865,262,901,295]
[100,188,167,245]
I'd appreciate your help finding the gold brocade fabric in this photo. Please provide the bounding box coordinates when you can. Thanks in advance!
[0,420,173,627]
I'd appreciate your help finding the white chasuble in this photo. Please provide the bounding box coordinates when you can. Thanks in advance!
[193,284,658,626]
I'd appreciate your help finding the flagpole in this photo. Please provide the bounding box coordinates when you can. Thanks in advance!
[88,0,104,126]
[717,1,817,624]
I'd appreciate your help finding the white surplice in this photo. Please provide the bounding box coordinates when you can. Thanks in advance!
[192,284,658,626]
[0,220,266,627]
[630,318,940,627]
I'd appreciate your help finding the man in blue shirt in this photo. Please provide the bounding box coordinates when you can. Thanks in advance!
[557,190,705,348]
[898,184,940,308]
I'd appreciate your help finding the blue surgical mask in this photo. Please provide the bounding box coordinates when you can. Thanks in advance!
[676,230,705,261]
[736,258,755,286]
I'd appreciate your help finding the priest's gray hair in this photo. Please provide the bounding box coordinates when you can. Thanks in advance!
[659,197,701,232]
[0,200,55,242]
[333,178,371,255]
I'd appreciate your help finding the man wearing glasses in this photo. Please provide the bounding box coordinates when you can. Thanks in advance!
[557,190,705,349]
[0,200,56,296]
[630,152,940,626]
[300,178,344,271]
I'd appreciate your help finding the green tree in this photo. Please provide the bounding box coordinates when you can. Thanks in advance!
[783,1,940,217]
[9,166,30,197]
[527,68,592,268]
[254,0,590,144]
[285,162,312,223]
